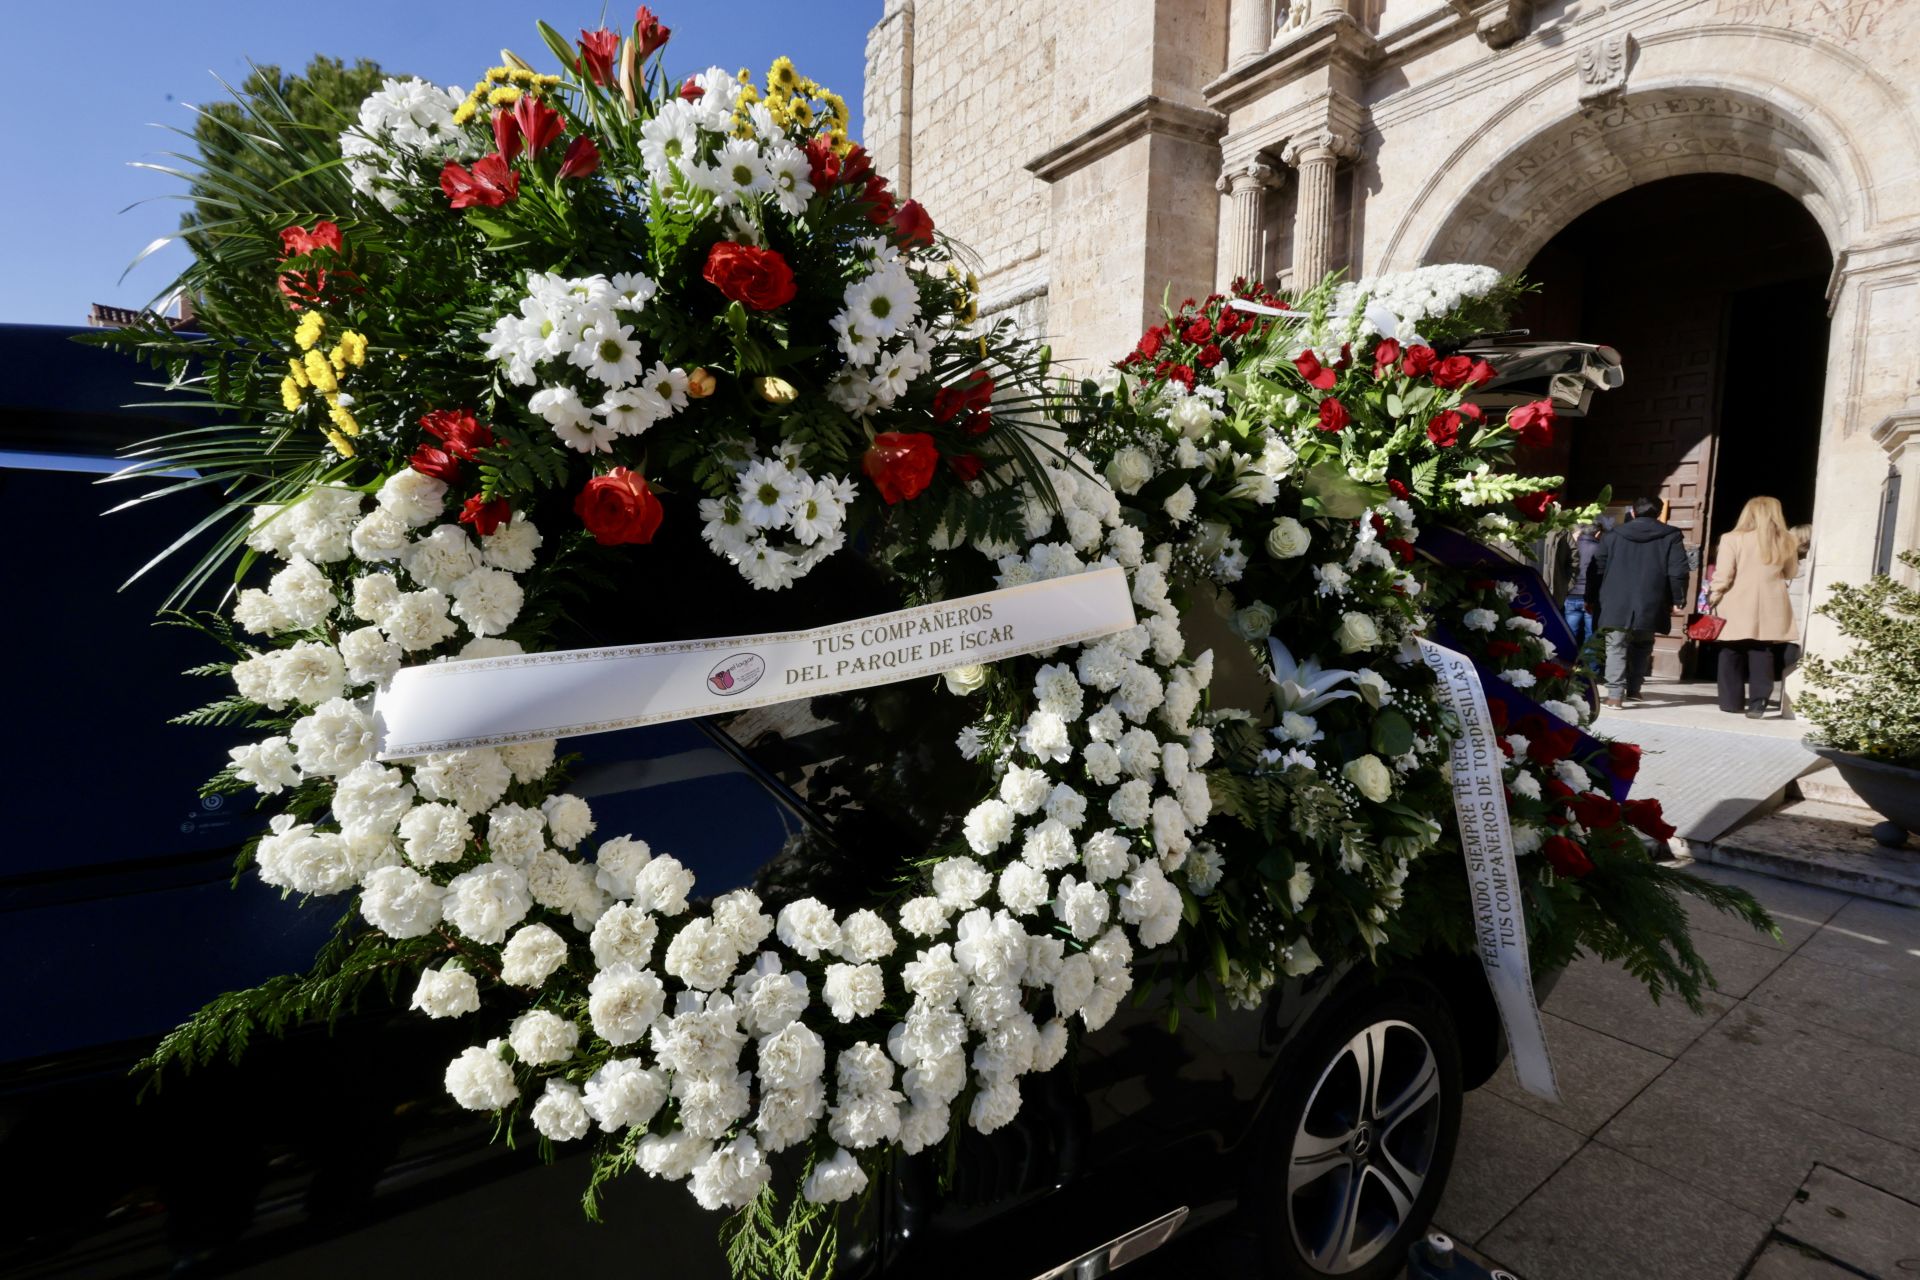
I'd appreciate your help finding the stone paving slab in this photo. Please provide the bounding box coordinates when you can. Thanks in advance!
[1743,1241,1860,1279]
[1543,953,1730,1058]
[1480,1143,1771,1280]
[1777,1164,1920,1277]
[1748,950,1920,1059]
[1436,1089,1584,1245]
[1595,1059,1920,1219]
[1794,896,1920,989]
[1483,1012,1667,1137]
[1681,863,1851,947]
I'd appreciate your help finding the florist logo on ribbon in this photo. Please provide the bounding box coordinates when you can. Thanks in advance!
[707,652,766,696]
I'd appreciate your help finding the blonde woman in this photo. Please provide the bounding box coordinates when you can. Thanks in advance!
[1708,496,1799,717]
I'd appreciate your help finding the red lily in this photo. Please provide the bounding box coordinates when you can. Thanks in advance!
[634,5,671,57]
[559,134,602,179]
[420,408,496,461]
[578,28,619,84]
[440,154,519,209]
[460,495,513,536]
[512,96,564,158]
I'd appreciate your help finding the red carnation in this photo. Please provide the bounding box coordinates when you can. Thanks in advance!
[1387,477,1411,501]
[559,134,602,179]
[1372,338,1402,377]
[634,5,671,57]
[1543,835,1594,878]
[1430,354,1476,389]
[1295,350,1338,390]
[1383,538,1416,564]
[891,199,935,248]
[1136,326,1166,360]
[409,444,462,484]
[459,495,513,536]
[1485,639,1523,659]
[1544,777,1575,802]
[575,467,664,545]
[1487,700,1509,732]
[1164,363,1196,389]
[1183,317,1214,344]
[420,408,495,461]
[1508,399,1557,448]
[933,371,995,435]
[1607,741,1642,781]
[512,96,564,158]
[1426,410,1461,447]
[440,154,519,209]
[578,28,619,84]
[703,241,797,310]
[1197,343,1223,369]
[1533,660,1568,681]
[1515,490,1558,521]
[1569,792,1621,830]
[863,431,939,504]
[1401,344,1437,377]
[1623,797,1676,840]
[1317,397,1350,432]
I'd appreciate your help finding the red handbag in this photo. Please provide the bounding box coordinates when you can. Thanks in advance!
[1686,612,1725,642]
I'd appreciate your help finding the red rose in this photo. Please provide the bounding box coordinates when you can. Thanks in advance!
[703,241,797,310]
[409,444,462,484]
[947,453,983,484]
[863,431,939,504]
[1196,343,1223,369]
[1514,490,1557,521]
[441,153,519,209]
[1426,410,1461,447]
[1543,835,1594,878]
[1569,792,1620,830]
[933,370,994,435]
[1136,326,1166,360]
[459,495,513,536]
[578,28,619,84]
[1183,317,1214,344]
[891,199,934,248]
[1373,338,1402,376]
[1317,397,1350,432]
[1508,399,1557,448]
[1607,741,1641,781]
[1468,358,1497,387]
[575,467,664,545]
[1622,797,1675,840]
[1459,402,1485,423]
[634,5,671,57]
[420,408,495,461]
[1430,354,1476,389]
[1401,344,1436,377]
[512,97,564,158]
[1295,350,1338,390]
[559,134,602,180]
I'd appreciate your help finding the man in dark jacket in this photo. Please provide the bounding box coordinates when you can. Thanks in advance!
[1589,497,1689,707]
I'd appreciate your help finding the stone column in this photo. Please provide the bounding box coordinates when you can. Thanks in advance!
[1229,0,1273,64]
[1282,133,1356,288]
[1215,160,1284,287]
[1873,407,1920,587]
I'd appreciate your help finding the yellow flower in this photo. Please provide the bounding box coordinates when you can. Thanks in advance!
[287,356,310,389]
[453,99,479,126]
[485,66,511,83]
[279,377,303,411]
[302,349,338,394]
[487,86,522,107]
[328,401,361,436]
[770,56,799,91]
[823,91,849,127]
[789,99,814,128]
[294,311,325,351]
[336,331,369,367]
[324,429,356,457]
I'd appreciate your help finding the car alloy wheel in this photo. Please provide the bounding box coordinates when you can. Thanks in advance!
[1284,1018,1443,1275]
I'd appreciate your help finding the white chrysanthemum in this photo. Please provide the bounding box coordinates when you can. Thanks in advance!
[445,1039,518,1111]
[229,737,300,794]
[843,266,920,340]
[411,963,480,1018]
[765,142,815,215]
[359,864,445,939]
[288,697,376,777]
[412,748,512,814]
[443,864,532,945]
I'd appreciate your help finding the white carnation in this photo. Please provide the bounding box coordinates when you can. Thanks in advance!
[962,800,1016,855]
[588,962,667,1046]
[835,909,896,963]
[412,748,511,813]
[404,524,482,593]
[776,898,842,961]
[803,1147,870,1204]
[590,903,660,969]
[398,802,471,866]
[583,1059,667,1132]
[288,697,377,777]
[338,625,402,688]
[411,963,481,1018]
[332,760,416,837]
[823,963,887,1022]
[632,854,694,916]
[530,1079,591,1141]
[508,1009,580,1066]
[540,794,595,850]
[270,640,346,706]
[359,864,445,938]
[445,1039,518,1110]
[500,923,570,987]
[382,588,459,650]
[449,566,524,636]
[229,736,300,794]
[268,556,336,630]
[443,864,532,944]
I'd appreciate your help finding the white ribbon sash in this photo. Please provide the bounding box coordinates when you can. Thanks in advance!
[374,565,1137,759]
[1417,638,1561,1102]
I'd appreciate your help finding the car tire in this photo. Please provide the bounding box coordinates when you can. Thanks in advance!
[1251,982,1464,1279]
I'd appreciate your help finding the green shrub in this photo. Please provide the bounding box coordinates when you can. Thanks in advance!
[1800,549,1920,766]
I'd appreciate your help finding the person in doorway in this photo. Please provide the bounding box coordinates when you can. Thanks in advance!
[1589,497,1689,708]
[1707,497,1801,717]
[1560,516,1610,648]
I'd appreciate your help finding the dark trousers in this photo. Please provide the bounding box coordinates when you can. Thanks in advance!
[1717,641,1776,713]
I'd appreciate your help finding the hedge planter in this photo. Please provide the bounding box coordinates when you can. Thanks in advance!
[1810,744,1920,848]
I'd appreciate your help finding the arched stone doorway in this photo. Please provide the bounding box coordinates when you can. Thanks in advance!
[1510,173,1833,677]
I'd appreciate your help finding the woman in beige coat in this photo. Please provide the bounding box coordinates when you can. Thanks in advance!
[1708,496,1799,717]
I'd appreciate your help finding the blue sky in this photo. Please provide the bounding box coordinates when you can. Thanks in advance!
[1,1,876,325]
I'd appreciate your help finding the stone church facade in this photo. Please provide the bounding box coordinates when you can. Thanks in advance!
[864,0,1920,656]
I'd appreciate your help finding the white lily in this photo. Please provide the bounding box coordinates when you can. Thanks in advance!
[1267,636,1359,714]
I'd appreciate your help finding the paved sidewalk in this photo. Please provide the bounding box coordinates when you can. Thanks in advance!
[1439,861,1920,1278]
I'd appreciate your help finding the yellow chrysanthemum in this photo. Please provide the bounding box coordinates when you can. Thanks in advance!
[287,356,310,388]
[485,66,511,83]
[770,56,799,91]
[487,87,522,107]
[452,99,479,125]
[324,429,356,457]
[294,311,325,351]
[336,331,369,367]
[327,401,361,436]
[302,349,338,394]
[789,99,814,128]
[279,377,303,411]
